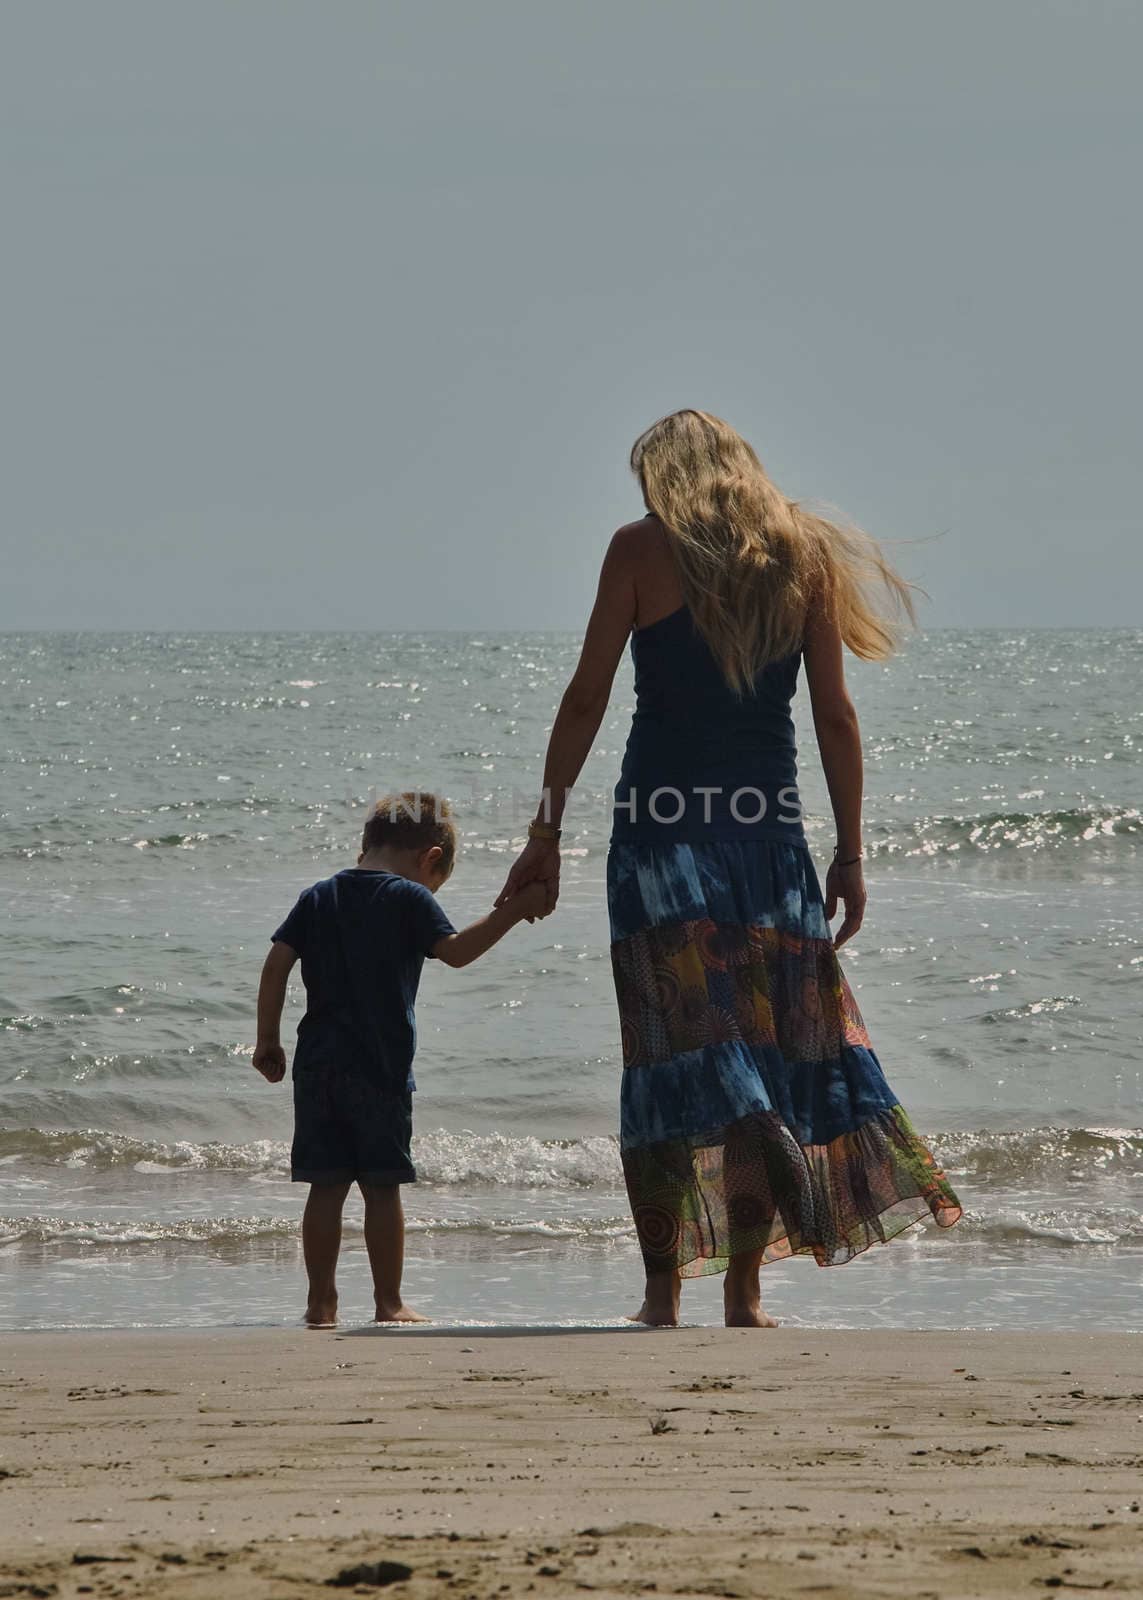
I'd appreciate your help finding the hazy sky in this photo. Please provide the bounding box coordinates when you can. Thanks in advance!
[3,2,1140,630]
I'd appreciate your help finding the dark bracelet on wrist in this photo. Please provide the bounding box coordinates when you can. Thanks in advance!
[833,847,863,867]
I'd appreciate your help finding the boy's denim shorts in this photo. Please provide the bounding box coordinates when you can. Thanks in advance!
[291,1063,416,1186]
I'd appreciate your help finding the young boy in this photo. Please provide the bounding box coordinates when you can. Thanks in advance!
[254,791,549,1327]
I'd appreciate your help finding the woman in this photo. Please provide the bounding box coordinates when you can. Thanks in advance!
[497,410,961,1327]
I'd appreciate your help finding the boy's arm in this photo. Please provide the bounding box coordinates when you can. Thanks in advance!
[432,884,546,970]
[254,941,298,1081]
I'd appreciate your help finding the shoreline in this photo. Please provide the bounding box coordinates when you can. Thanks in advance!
[3,1315,1113,1335]
[2,1326,1140,1597]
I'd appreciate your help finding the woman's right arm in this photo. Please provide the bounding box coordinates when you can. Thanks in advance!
[802,602,867,949]
[494,530,638,909]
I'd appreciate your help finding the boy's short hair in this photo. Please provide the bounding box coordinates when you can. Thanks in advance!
[362,792,457,877]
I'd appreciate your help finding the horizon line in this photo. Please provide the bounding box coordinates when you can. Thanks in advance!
[2,622,1139,637]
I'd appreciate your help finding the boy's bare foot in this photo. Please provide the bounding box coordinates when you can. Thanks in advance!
[374,1301,430,1323]
[305,1298,338,1328]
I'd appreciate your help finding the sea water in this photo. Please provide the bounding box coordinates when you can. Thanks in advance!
[1,629,1140,1329]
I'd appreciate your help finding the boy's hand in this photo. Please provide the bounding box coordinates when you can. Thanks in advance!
[253,1040,287,1082]
[515,881,551,923]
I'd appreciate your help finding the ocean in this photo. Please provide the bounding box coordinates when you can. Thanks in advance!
[1,629,1140,1330]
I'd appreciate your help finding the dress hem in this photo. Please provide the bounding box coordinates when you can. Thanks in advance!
[671,1192,963,1280]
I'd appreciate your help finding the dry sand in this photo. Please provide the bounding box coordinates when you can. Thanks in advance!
[1,1325,1140,1598]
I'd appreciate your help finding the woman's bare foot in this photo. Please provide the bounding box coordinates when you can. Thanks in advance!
[724,1249,777,1327]
[724,1301,779,1328]
[628,1301,679,1327]
[374,1300,430,1324]
[628,1270,681,1327]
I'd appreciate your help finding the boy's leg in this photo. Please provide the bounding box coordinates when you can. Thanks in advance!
[360,1183,428,1323]
[302,1180,352,1326]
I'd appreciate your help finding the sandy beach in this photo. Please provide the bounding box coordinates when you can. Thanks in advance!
[1,1326,1140,1598]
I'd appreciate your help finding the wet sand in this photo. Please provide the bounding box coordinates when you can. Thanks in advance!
[1,1325,1140,1598]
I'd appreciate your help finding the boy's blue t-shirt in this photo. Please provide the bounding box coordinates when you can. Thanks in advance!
[272,869,456,1093]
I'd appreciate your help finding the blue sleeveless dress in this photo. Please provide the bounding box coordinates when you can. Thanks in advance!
[608,605,960,1277]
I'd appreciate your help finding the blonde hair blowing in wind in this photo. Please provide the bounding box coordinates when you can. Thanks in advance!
[630,410,916,693]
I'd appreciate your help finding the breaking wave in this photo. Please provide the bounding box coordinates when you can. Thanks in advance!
[868,805,1142,858]
[3,1124,1140,1189]
[0,1126,625,1187]
[2,1206,1140,1252]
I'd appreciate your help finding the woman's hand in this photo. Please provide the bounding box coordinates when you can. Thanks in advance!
[495,837,561,914]
[825,858,866,950]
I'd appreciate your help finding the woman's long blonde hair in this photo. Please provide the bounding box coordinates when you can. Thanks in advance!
[631,410,915,692]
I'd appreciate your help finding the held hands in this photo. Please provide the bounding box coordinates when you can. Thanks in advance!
[514,880,554,924]
[495,837,561,916]
[825,857,866,950]
[252,1040,287,1083]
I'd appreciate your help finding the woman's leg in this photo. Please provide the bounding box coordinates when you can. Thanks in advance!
[631,1268,682,1327]
[724,1246,778,1328]
[302,1180,352,1326]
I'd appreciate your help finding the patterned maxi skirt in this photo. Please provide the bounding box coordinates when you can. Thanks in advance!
[609,839,962,1277]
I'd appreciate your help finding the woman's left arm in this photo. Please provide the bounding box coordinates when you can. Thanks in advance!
[494,531,638,908]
